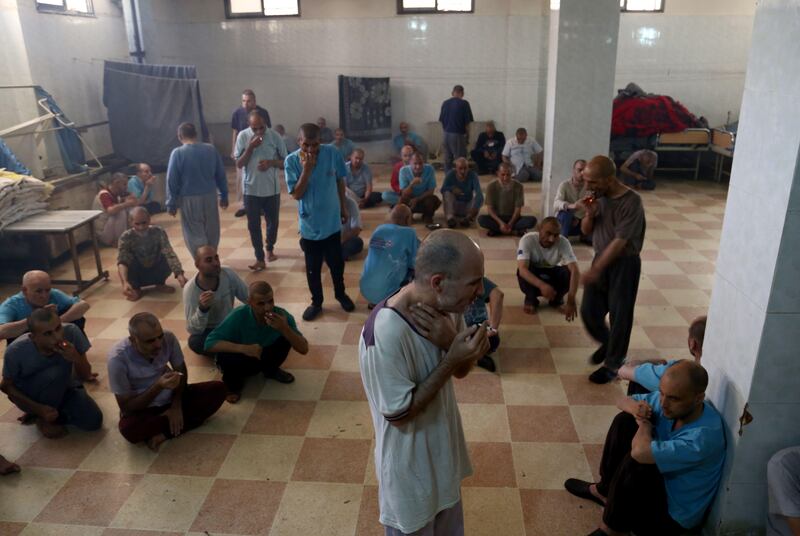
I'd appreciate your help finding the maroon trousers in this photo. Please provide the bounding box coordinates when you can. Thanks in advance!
[118,381,226,444]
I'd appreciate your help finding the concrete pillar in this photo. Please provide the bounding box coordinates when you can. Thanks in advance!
[703,1,800,532]
[540,0,620,217]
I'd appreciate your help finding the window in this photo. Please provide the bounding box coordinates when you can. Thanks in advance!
[620,0,664,12]
[225,0,300,18]
[398,0,473,14]
[36,0,94,16]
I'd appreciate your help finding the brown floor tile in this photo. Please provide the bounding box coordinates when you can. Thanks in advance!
[507,405,579,443]
[17,430,107,469]
[102,528,182,535]
[640,249,669,261]
[0,522,27,535]
[83,318,117,338]
[635,289,670,306]
[543,325,595,348]
[453,371,505,404]
[647,274,698,289]
[321,371,368,401]
[520,489,601,534]
[462,487,525,535]
[190,479,286,535]
[650,239,690,250]
[501,305,542,325]
[291,437,371,484]
[583,444,605,482]
[341,322,364,345]
[127,301,179,318]
[147,432,235,477]
[560,375,625,406]
[35,471,142,526]
[643,326,694,348]
[462,441,517,488]
[676,261,715,274]
[676,306,708,324]
[284,344,336,369]
[497,348,556,374]
[242,399,316,435]
[355,485,383,536]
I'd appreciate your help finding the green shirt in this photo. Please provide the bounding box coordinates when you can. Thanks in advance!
[204,304,299,351]
[485,179,524,218]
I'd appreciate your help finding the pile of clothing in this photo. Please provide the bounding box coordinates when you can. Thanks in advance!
[611,82,707,138]
[0,170,53,230]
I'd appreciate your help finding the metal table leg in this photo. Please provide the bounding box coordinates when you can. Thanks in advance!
[88,223,108,281]
[68,230,83,290]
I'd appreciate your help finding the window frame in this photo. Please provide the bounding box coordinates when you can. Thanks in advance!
[224,0,301,19]
[35,0,95,17]
[397,0,474,15]
[620,0,664,13]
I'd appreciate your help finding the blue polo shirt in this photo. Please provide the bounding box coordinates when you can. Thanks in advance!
[285,144,348,241]
[441,169,484,207]
[634,360,679,392]
[127,176,153,203]
[0,290,79,324]
[359,223,419,304]
[438,97,474,134]
[398,165,437,198]
[631,391,726,529]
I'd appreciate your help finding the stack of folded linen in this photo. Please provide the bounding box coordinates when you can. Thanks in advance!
[0,170,53,231]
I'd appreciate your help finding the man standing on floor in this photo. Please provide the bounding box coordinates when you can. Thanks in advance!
[360,230,490,535]
[285,123,356,321]
[554,159,588,238]
[166,122,228,256]
[231,89,272,217]
[235,111,287,271]
[439,84,474,172]
[580,155,646,385]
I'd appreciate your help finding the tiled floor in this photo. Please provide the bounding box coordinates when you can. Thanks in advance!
[0,166,728,535]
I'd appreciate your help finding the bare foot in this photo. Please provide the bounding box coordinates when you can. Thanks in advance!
[267,251,278,262]
[146,433,168,452]
[0,455,20,476]
[249,261,267,272]
[589,483,607,505]
[226,392,241,404]
[523,303,538,315]
[124,288,142,301]
[154,284,175,294]
[36,419,68,439]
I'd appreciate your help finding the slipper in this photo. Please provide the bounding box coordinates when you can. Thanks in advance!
[564,478,606,507]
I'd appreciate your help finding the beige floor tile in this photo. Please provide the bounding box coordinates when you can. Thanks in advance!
[640,260,683,275]
[20,523,105,535]
[663,249,710,262]
[512,442,593,490]
[330,344,361,372]
[627,326,656,349]
[661,289,712,307]
[87,299,136,319]
[270,482,362,536]
[0,422,41,460]
[259,369,329,401]
[305,400,374,439]
[0,468,74,522]
[462,487,525,536]
[217,434,304,481]
[499,326,549,348]
[645,229,681,240]
[190,396,255,435]
[632,305,688,326]
[78,432,157,474]
[689,273,716,290]
[501,374,568,406]
[459,404,511,442]
[550,348,596,375]
[569,405,621,443]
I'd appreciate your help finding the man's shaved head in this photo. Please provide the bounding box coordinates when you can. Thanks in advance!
[130,206,150,221]
[664,360,709,395]
[415,230,481,282]
[249,280,273,298]
[22,270,50,288]
[299,123,320,140]
[585,155,616,179]
[390,203,412,226]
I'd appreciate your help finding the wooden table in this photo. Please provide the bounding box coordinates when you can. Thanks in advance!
[3,210,109,295]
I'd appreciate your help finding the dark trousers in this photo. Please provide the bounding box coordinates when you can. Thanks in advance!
[216,336,292,394]
[127,255,171,289]
[188,328,214,356]
[300,231,347,306]
[443,132,467,172]
[359,192,383,208]
[342,236,364,261]
[478,214,537,234]
[597,412,685,535]
[401,195,441,220]
[13,358,103,430]
[517,265,571,305]
[470,149,502,174]
[556,210,582,237]
[245,194,280,261]
[118,381,226,444]
[580,255,641,370]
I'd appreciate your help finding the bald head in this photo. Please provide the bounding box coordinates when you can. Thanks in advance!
[130,206,150,220]
[414,230,485,313]
[194,245,221,277]
[390,204,412,226]
[582,155,618,197]
[585,155,616,180]
[22,270,49,288]
[664,360,708,395]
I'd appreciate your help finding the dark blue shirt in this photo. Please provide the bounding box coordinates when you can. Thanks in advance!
[230,105,271,133]
[438,97,474,134]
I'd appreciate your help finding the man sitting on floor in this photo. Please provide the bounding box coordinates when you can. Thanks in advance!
[441,157,484,228]
[463,276,503,372]
[360,204,419,307]
[385,144,415,207]
[470,120,506,174]
[1,308,102,438]
[108,313,226,451]
[516,216,580,319]
[618,315,706,395]
[620,149,658,191]
[117,207,187,301]
[393,121,424,156]
[565,361,725,536]
[399,152,441,224]
[502,127,543,183]
[184,245,249,356]
[317,117,334,143]
[478,163,537,236]
[92,172,138,247]
[330,128,355,162]
[0,270,90,343]
[346,148,382,208]
[342,194,364,261]
[204,281,309,403]
[128,162,162,214]
[554,159,588,238]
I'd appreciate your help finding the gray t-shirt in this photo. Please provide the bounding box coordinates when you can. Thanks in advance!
[2,323,90,384]
[591,189,646,257]
[768,446,800,535]
[345,162,373,198]
[183,267,249,335]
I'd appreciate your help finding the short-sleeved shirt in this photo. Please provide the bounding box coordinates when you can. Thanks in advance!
[485,179,524,218]
[440,170,484,206]
[517,232,577,268]
[438,97,474,134]
[592,189,646,256]
[284,144,348,241]
[345,162,373,198]
[359,224,419,304]
[633,360,679,392]
[360,302,471,533]
[127,176,153,203]
[398,164,437,198]
[107,331,185,409]
[330,139,355,162]
[631,392,726,529]
[234,127,287,198]
[0,290,79,324]
[393,132,423,153]
[464,277,497,326]
[230,105,271,132]
[117,226,183,275]
[97,189,123,210]
[3,323,90,386]
[204,305,300,352]
[502,138,542,174]
[768,446,800,536]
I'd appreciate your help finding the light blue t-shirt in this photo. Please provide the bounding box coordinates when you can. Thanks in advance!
[360,224,419,304]
[235,127,288,198]
[345,162,373,198]
[440,169,484,207]
[0,290,79,324]
[393,132,423,153]
[631,391,726,529]
[284,144,348,241]
[634,360,679,392]
[329,139,355,162]
[127,176,153,203]
[398,164,437,198]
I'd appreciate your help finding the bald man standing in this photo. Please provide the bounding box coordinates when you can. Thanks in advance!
[0,270,90,343]
[580,156,646,385]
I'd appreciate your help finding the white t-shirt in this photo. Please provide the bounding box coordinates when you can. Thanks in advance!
[502,137,543,174]
[359,304,472,533]
[517,232,577,268]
